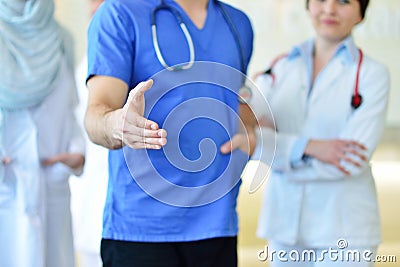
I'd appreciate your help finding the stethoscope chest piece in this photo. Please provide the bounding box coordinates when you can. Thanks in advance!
[351,94,362,109]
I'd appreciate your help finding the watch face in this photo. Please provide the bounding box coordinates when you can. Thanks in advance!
[238,85,252,103]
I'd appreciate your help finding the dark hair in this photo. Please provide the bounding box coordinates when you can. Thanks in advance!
[306,0,370,19]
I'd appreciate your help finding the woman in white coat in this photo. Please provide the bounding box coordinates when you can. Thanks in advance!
[70,2,106,267]
[252,0,390,266]
[0,0,85,266]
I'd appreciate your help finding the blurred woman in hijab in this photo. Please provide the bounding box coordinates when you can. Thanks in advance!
[0,0,85,266]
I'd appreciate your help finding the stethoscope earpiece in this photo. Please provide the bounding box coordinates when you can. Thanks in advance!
[351,94,362,109]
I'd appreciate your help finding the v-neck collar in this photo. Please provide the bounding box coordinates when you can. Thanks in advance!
[164,0,215,31]
[163,0,217,51]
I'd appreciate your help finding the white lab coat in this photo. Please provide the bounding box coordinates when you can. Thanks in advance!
[0,59,85,267]
[253,37,390,248]
[70,56,108,267]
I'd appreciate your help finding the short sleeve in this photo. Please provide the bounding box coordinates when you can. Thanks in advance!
[87,1,136,85]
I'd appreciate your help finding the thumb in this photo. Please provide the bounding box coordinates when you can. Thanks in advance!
[124,79,154,118]
[128,79,154,101]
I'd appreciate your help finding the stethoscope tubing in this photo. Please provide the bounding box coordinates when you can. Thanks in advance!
[263,49,364,109]
[151,2,195,71]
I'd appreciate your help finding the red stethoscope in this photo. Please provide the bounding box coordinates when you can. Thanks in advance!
[262,49,364,109]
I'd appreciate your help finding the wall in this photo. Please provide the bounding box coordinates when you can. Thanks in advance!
[54,0,90,64]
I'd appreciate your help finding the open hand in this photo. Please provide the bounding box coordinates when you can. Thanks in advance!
[120,80,167,149]
[41,153,85,171]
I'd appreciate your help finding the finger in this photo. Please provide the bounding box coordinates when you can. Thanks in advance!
[345,148,367,161]
[338,142,364,160]
[123,135,167,147]
[123,133,167,147]
[222,135,241,154]
[146,120,160,130]
[126,126,167,138]
[220,135,248,155]
[143,144,163,150]
[145,128,167,138]
[342,140,366,150]
[143,137,167,146]
[336,163,351,176]
[220,139,233,154]
[351,141,367,150]
[124,115,159,130]
[157,129,167,137]
[342,156,362,167]
[127,142,163,150]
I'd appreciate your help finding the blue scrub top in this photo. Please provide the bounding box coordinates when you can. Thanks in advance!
[88,0,253,242]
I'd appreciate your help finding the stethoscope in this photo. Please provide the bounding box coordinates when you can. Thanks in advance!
[150,0,246,74]
[262,48,364,109]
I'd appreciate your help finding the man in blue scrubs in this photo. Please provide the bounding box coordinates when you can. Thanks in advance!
[85,0,254,266]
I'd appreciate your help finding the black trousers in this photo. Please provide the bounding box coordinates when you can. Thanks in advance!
[101,236,237,267]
